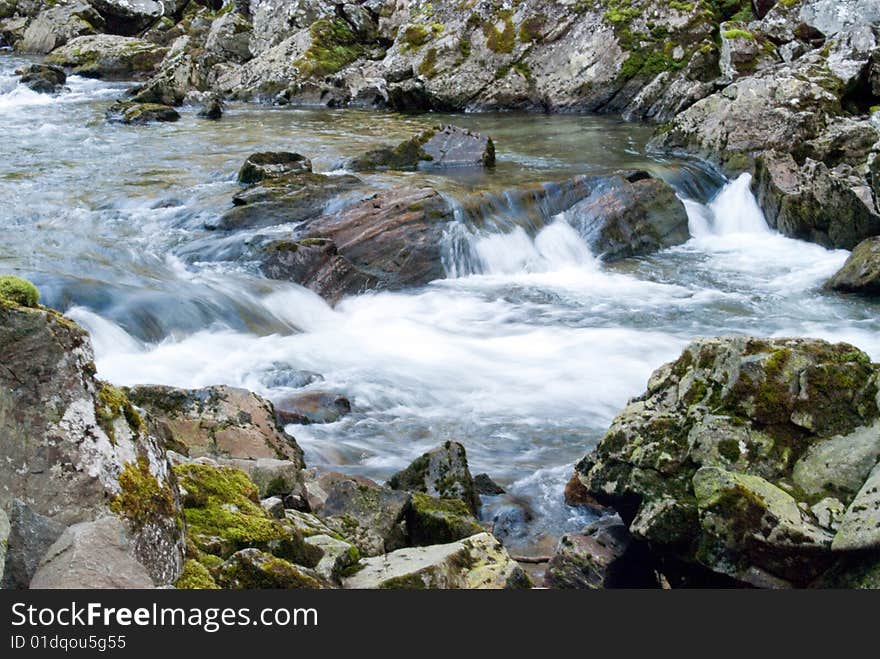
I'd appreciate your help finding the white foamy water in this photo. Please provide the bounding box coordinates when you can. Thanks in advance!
[2,53,877,551]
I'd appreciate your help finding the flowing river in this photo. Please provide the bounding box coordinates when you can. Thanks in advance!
[4,53,880,554]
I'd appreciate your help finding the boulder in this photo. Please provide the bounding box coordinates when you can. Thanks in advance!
[832,460,880,551]
[260,496,285,519]
[342,533,531,589]
[405,493,485,546]
[798,0,880,37]
[825,237,880,295]
[260,186,453,305]
[1,500,66,589]
[474,473,505,496]
[88,0,163,36]
[205,11,253,63]
[106,100,181,124]
[545,515,657,589]
[305,534,359,584]
[388,441,480,515]
[274,391,351,425]
[216,548,324,588]
[573,336,880,587]
[15,63,66,93]
[238,151,312,184]
[344,124,495,171]
[564,171,691,261]
[16,1,103,54]
[0,296,185,586]
[30,517,155,589]
[752,151,880,249]
[215,457,303,498]
[45,34,168,79]
[127,384,305,466]
[719,22,777,81]
[197,94,223,120]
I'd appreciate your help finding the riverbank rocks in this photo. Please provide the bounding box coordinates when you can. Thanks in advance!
[564,171,691,261]
[16,63,66,93]
[106,100,180,124]
[127,384,305,466]
[16,1,103,54]
[344,125,495,171]
[825,237,880,295]
[89,0,163,36]
[209,153,362,231]
[572,336,880,587]
[343,533,531,589]
[752,151,880,249]
[388,441,480,515]
[274,391,351,425]
[260,186,453,304]
[45,35,168,79]
[0,291,185,587]
[215,548,324,588]
[1,500,66,589]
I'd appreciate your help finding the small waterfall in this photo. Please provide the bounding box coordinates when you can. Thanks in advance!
[686,173,770,237]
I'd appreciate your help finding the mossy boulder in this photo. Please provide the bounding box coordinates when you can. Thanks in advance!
[45,34,168,79]
[175,558,219,589]
[573,336,880,587]
[406,493,485,546]
[238,151,312,185]
[106,100,180,125]
[344,124,495,171]
[825,237,880,295]
[389,441,481,515]
[15,63,66,93]
[216,548,324,589]
[0,275,39,307]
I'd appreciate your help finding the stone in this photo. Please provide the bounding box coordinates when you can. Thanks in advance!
[545,515,657,589]
[89,0,163,36]
[405,492,485,546]
[198,94,223,120]
[719,22,776,82]
[260,186,453,304]
[344,124,495,171]
[305,534,359,584]
[474,473,505,496]
[388,441,480,515]
[261,496,285,519]
[274,391,351,425]
[1,499,66,589]
[45,35,168,79]
[205,11,253,63]
[215,457,303,498]
[128,384,305,466]
[825,237,880,295]
[238,151,312,184]
[16,63,66,93]
[30,517,155,589]
[216,548,324,588]
[16,1,102,54]
[832,461,880,551]
[792,422,880,502]
[106,101,181,125]
[342,532,531,589]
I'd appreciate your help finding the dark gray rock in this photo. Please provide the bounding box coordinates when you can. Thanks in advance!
[16,63,66,93]
[474,473,505,496]
[344,124,495,171]
[388,441,480,515]
[238,152,312,184]
[1,499,66,589]
[106,100,180,125]
[825,237,880,295]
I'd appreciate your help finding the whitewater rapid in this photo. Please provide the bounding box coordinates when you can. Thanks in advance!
[2,55,876,551]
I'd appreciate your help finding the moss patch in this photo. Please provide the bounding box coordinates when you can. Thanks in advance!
[111,456,178,530]
[0,275,39,307]
[176,559,219,589]
[96,383,143,443]
[297,18,365,78]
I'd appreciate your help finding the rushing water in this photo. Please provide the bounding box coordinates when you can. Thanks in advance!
[3,53,880,554]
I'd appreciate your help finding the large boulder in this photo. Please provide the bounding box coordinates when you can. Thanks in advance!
[215,548,324,588]
[572,336,880,587]
[106,100,181,124]
[825,237,880,296]
[260,186,453,304]
[205,11,253,63]
[752,151,880,249]
[127,384,305,466]
[0,293,185,587]
[344,124,495,171]
[342,532,531,589]
[1,499,66,590]
[88,0,164,36]
[45,34,168,79]
[16,1,103,54]
[388,441,480,515]
[15,63,67,94]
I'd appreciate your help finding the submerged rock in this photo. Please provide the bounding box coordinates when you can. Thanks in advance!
[342,532,531,589]
[16,63,66,93]
[45,34,168,79]
[389,441,480,515]
[344,124,495,171]
[106,100,181,125]
[274,391,351,425]
[127,384,305,466]
[573,336,880,587]
[197,94,224,120]
[825,237,880,295]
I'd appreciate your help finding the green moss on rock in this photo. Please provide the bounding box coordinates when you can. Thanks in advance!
[0,275,39,307]
[111,456,178,530]
[297,18,365,78]
[176,559,219,589]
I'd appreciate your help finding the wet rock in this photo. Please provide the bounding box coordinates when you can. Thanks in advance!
[388,441,480,515]
[45,34,168,79]
[15,63,66,93]
[16,1,103,54]
[316,473,412,557]
[406,493,485,546]
[565,171,691,261]
[260,186,453,304]
[545,515,657,589]
[490,500,533,544]
[342,532,531,589]
[825,237,880,295]
[30,517,155,589]
[563,472,609,512]
[216,548,325,588]
[259,365,323,389]
[127,384,305,466]
[474,473,505,496]
[752,151,880,249]
[0,298,185,586]
[174,463,321,566]
[573,336,880,587]
[238,151,312,184]
[344,124,495,171]
[275,391,351,425]
[106,100,181,125]
[197,94,223,120]
[89,0,163,36]
[1,499,66,589]
[801,119,880,169]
